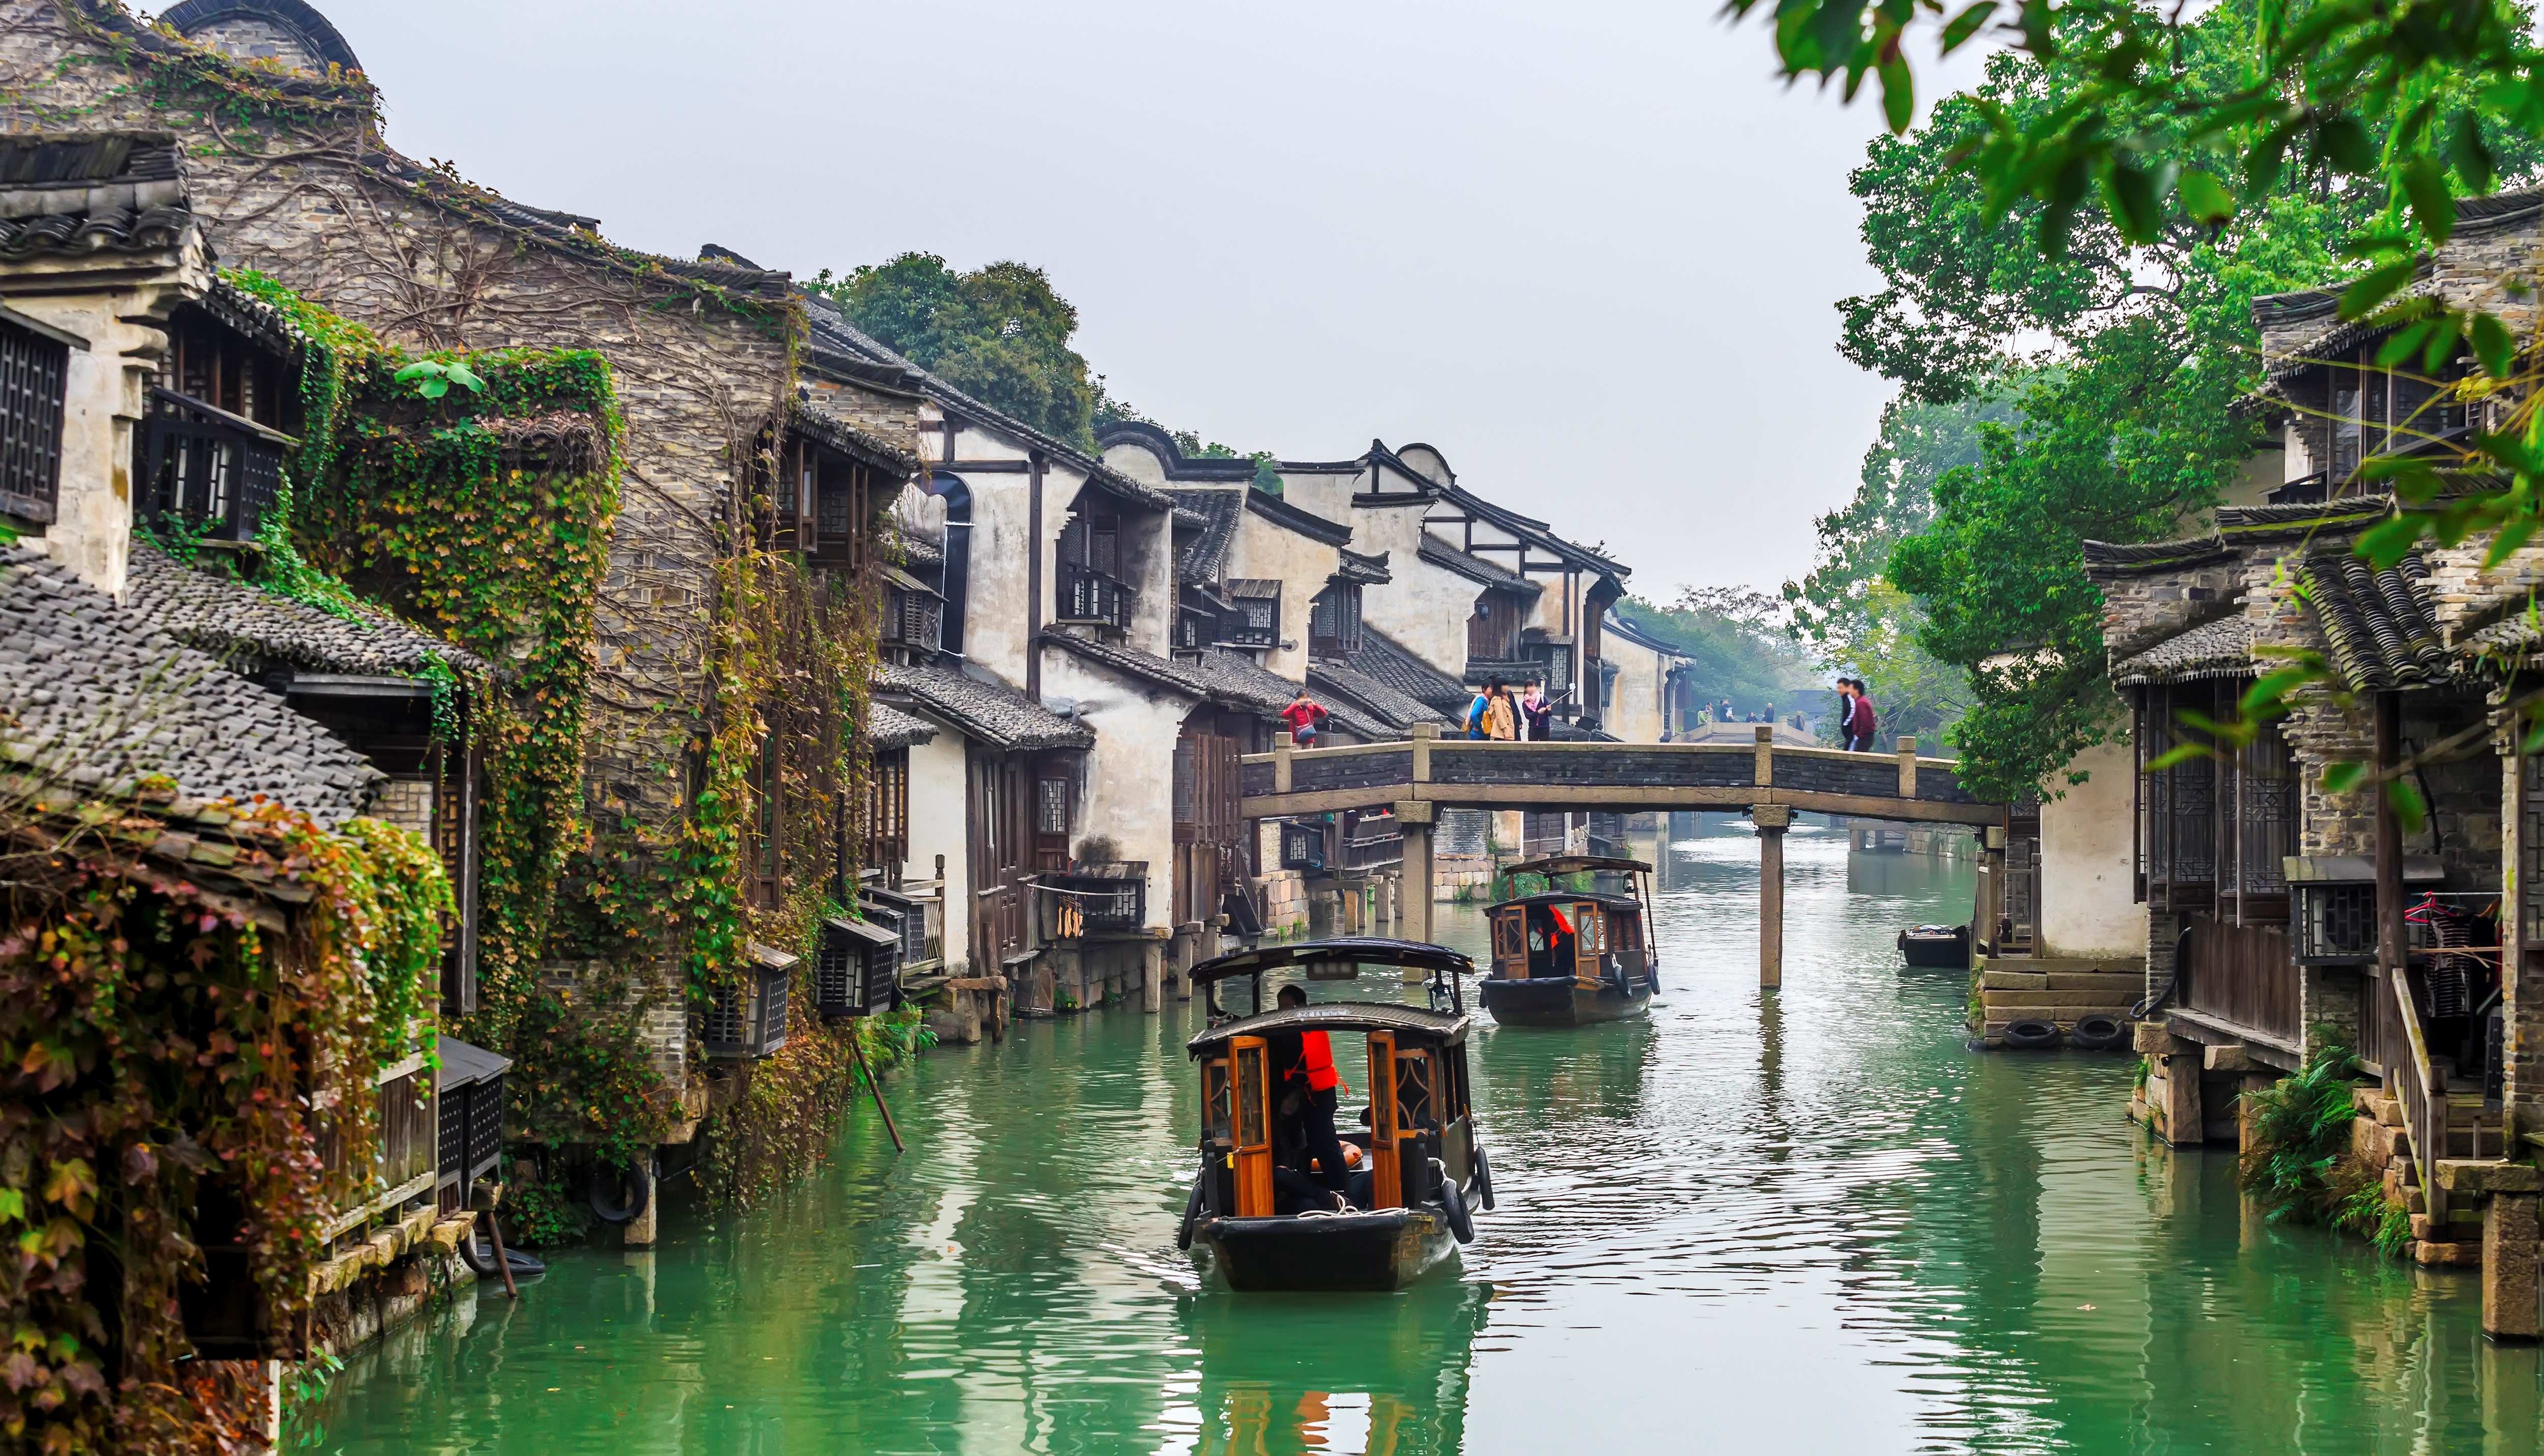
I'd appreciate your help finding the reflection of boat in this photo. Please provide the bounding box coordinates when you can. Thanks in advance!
[1480,856,1658,1027]
[1180,939,1493,1292]
[1177,1276,1491,1454]
[1898,923,1970,968]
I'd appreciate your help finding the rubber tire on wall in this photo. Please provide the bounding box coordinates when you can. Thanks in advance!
[2002,1017,2062,1051]
[1177,1164,1207,1251]
[1472,1146,1495,1212]
[588,1160,652,1226]
[1440,1182,1476,1244]
[2070,1014,2126,1051]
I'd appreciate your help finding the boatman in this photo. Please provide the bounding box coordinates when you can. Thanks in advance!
[1272,984,1351,1195]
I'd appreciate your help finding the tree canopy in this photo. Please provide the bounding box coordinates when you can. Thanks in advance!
[1612,587,1817,722]
[816,254,1098,448]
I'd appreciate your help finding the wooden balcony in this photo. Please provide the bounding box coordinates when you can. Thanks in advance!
[316,1051,438,1243]
[2173,918,2300,1054]
[1059,562,1133,630]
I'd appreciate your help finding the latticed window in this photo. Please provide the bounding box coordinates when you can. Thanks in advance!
[866,748,909,868]
[0,314,67,523]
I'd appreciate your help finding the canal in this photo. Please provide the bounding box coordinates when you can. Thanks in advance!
[320,817,2542,1453]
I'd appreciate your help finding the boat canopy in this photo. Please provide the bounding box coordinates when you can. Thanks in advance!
[1499,855,1651,878]
[1188,1001,1472,1057]
[1492,888,1642,912]
[1188,937,1477,987]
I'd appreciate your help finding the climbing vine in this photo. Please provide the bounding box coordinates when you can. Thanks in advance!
[0,790,447,1453]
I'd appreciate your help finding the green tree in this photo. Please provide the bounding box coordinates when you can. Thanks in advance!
[1613,587,1815,721]
[1827,17,2407,800]
[816,254,1097,447]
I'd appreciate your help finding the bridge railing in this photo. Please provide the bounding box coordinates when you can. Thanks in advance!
[1243,732,1991,824]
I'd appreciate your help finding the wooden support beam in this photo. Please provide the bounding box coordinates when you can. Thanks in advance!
[1240,783,2007,824]
[1399,811,1434,945]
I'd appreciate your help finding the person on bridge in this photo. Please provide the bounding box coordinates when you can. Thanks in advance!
[1520,681,1552,740]
[1271,984,1351,1195]
[1483,679,1517,740]
[1279,688,1328,749]
[1846,679,1879,751]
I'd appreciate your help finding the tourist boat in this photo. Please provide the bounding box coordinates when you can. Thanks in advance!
[1479,855,1659,1027]
[1179,938,1493,1292]
[1898,923,1971,968]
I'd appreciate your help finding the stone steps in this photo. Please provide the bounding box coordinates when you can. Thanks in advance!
[1979,970,2145,996]
[1979,987,2141,1008]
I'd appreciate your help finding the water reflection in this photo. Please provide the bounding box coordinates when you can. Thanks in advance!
[317,812,2544,1455]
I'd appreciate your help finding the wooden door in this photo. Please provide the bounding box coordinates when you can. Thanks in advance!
[1489,909,1528,980]
[1366,1031,1402,1209]
[1231,1036,1273,1217]
[968,751,1030,970]
[1031,762,1072,872]
[1571,903,1606,982]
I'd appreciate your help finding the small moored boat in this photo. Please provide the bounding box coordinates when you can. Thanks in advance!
[1897,923,1971,968]
[1480,855,1659,1028]
[1179,938,1493,1292]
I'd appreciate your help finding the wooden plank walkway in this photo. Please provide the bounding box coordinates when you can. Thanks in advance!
[1242,725,2003,826]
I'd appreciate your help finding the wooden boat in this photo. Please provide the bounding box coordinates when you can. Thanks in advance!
[1897,923,1970,968]
[1480,855,1659,1028]
[1178,938,1493,1292]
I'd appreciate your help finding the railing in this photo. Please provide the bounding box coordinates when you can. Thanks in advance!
[2177,919,2301,1049]
[139,386,291,542]
[2390,971,2449,1226]
[316,1052,437,1242]
[1059,562,1132,629]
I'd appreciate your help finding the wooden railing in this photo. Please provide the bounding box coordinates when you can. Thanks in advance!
[139,386,291,542]
[2177,919,2301,1050]
[2390,972,2449,1226]
[316,1052,437,1242]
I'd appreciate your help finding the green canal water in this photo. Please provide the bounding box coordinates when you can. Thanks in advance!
[319,818,2543,1453]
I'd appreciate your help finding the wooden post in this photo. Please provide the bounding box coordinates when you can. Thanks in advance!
[1274,730,1294,795]
[1754,803,1791,989]
[1753,724,1775,790]
[2376,692,2404,982]
[1410,721,1435,783]
[1897,737,1918,798]
[1397,800,1435,945]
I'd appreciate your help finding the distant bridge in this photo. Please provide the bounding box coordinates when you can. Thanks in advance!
[1242,725,2010,988]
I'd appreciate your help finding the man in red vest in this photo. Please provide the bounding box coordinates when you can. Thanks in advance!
[1273,983,1351,1195]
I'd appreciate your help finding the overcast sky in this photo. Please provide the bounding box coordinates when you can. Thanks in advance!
[177,1,1982,604]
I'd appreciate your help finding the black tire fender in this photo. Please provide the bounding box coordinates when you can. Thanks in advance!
[1440,1179,1476,1244]
[2071,1013,2126,1051]
[1472,1145,1496,1212]
[1176,1162,1207,1251]
[588,1159,652,1226]
[2003,1017,2062,1051]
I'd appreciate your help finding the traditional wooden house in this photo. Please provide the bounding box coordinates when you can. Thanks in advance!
[1595,610,1695,744]
[1275,440,1630,734]
[2076,188,2544,1338]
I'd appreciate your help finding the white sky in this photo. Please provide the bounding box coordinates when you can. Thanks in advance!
[181,1,1984,602]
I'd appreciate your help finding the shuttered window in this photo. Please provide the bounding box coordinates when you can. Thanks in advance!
[0,315,67,523]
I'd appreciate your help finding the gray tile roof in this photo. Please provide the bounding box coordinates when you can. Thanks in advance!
[874,661,1092,751]
[795,394,920,475]
[0,545,383,825]
[1417,535,1538,594]
[800,294,1174,513]
[863,701,938,750]
[1041,630,1219,701]
[126,541,487,678]
[2302,548,2449,691]
[1329,627,1473,715]
[0,133,191,262]
[2111,615,2256,686]
[1309,656,1443,732]
[1168,487,1245,583]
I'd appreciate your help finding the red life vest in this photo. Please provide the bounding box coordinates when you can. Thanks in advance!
[1295,1029,1341,1092]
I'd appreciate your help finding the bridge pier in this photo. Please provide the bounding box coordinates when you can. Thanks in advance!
[1396,799,1434,945]
[1754,803,1790,989]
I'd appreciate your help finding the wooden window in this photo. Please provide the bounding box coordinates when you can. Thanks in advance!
[867,748,909,869]
[0,314,67,524]
[1469,593,1520,661]
[1310,583,1362,656]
